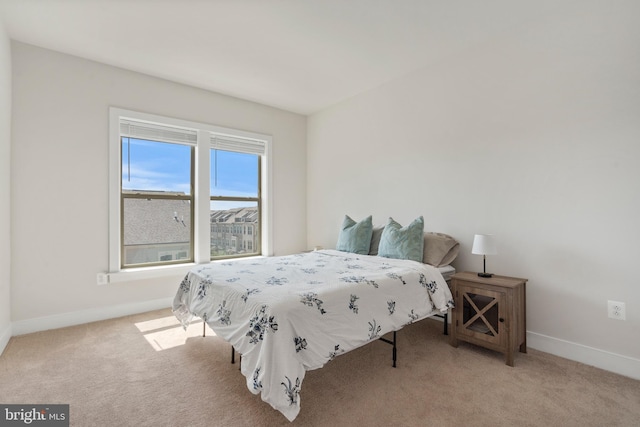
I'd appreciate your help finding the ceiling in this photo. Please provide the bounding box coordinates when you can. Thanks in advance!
[0,0,563,115]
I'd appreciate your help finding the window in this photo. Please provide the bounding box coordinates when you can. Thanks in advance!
[120,121,195,268]
[109,108,271,274]
[210,137,262,259]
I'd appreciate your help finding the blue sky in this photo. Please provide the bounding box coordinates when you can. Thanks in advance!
[122,138,258,210]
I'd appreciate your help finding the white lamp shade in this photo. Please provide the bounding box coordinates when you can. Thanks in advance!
[472,234,497,255]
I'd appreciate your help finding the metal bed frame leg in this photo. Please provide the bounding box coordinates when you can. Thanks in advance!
[379,331,397,368]
[231,347,241,369]
[434,313,449,335]
[444,312,448,335]
[201,318,240,368]
[392,331,397,368]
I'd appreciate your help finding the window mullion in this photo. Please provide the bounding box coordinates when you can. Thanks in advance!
[195,129,210,264]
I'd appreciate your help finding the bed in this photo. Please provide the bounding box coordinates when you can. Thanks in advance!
[173,248,455,421]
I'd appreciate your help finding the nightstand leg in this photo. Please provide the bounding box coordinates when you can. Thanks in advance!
[519,342,527,353]
[506,349,514,367]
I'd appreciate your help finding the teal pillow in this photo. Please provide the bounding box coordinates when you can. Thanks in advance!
[336,215,373,255]
[378,216,425,262]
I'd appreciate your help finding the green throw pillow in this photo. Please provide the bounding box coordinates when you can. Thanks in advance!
[378,216,425,262]
[336,215,373,255]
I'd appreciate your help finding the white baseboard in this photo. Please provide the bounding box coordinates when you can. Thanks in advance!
[11,297,173,336]
[527,331,640,380]
[0,322,12,356]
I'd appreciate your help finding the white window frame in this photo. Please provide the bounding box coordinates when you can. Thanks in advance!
[107,107,272,283]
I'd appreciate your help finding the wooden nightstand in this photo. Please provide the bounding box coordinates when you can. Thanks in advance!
[449,271,527,367]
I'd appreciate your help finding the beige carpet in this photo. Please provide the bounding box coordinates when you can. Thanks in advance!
[1,309,638,426]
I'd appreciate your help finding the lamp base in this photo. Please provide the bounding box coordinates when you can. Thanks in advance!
[478,272,494,278]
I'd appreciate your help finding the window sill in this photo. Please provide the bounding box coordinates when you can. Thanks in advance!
[105,256,264,284]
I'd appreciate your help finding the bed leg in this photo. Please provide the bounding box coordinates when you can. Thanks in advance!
[380,332,398,367]
[443,312,448,336]
[231,347,242,369]
[392,331,397,368]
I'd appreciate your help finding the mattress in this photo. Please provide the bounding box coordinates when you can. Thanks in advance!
[438,264,456,282]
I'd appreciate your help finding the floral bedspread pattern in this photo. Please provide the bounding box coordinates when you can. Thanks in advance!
[172,249,454,421]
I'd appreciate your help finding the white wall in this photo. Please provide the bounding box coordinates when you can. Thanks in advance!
[10,42,306,326]
[308,1,640,377]
[0,18,12,352]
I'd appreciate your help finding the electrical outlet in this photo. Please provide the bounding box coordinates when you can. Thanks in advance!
[607,300,626,320]
[96,273,109,285]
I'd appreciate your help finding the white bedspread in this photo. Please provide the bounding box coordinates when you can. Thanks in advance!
[173,249,454,421]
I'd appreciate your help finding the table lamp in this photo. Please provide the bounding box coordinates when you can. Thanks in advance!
[472,234,497,278]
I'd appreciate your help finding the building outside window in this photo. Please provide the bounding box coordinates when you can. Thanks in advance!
[209,206,259,258]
